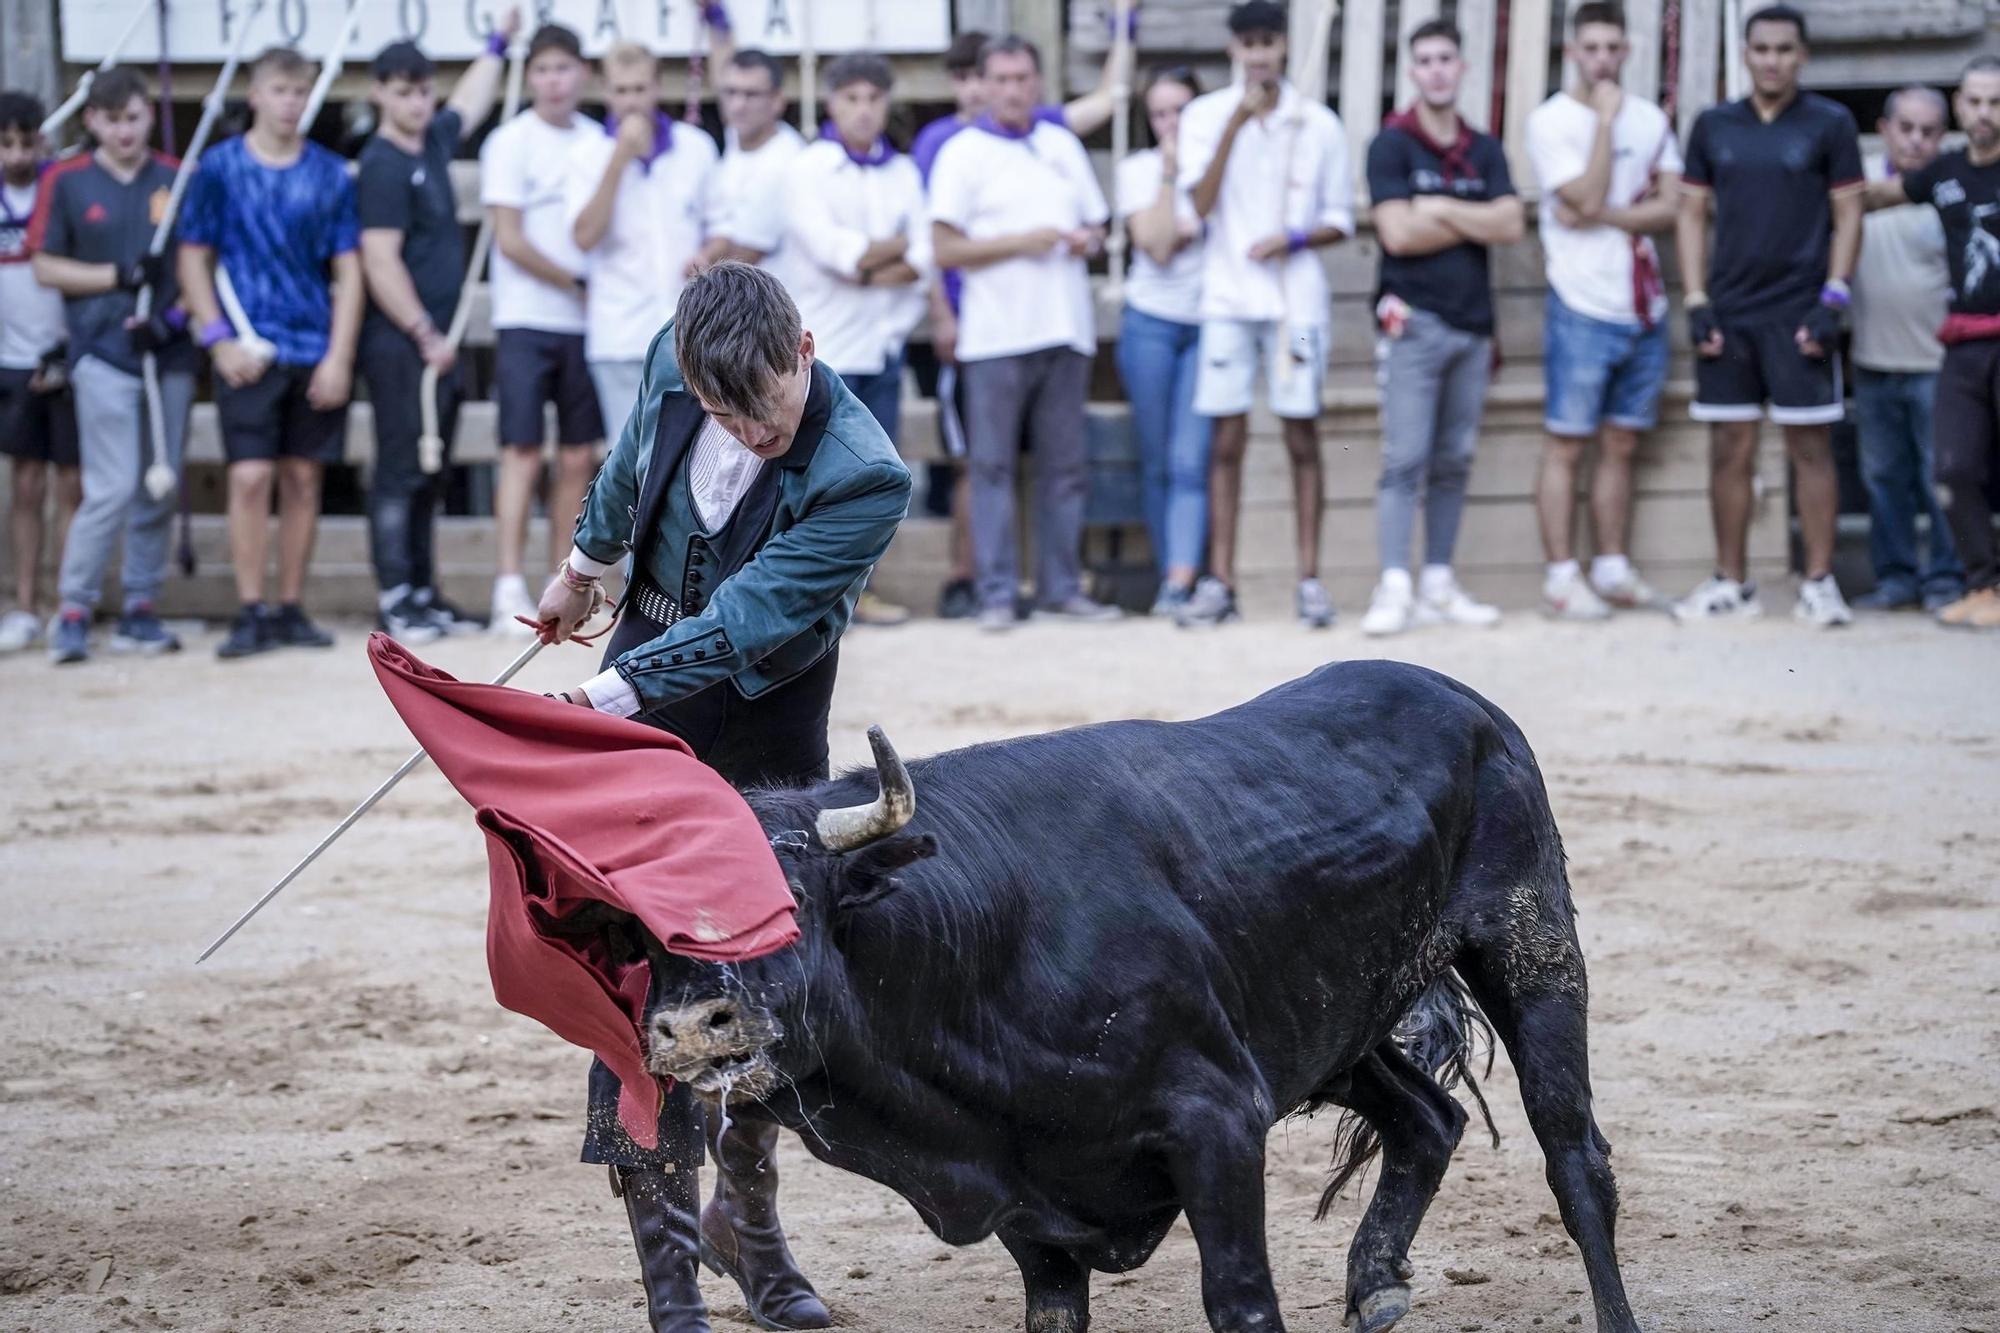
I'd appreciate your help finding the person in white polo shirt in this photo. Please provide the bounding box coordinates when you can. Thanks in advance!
[568,41,719,444]
[1174,0,1354,629]
[929,34,1117,632]
[692,49,806,281]
[1526,1,1683,619]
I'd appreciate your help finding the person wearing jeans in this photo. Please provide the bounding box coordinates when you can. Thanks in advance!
[1114,66,1209,616]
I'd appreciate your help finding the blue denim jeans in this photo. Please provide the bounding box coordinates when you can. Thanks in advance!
[1853,367,1964,601]
[842,347,905,448]
[1115,306,1211,575]
[1543,292,1669,437]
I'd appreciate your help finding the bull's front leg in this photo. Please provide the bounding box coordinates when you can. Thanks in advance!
[1168,1129,1286,1333]
[999,1231,1091,1333]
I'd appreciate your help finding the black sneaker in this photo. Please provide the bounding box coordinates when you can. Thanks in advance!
[415,587,487,634]
[111,603,183,655]
[379,592,446,645]
[269,603,335,649]
[936,577,978,620]
[217,605,275,659]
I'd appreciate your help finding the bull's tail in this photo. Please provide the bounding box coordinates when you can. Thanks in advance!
[1314,972,1501,1220]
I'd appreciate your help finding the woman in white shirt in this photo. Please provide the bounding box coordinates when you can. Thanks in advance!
[1113,68,1210,617]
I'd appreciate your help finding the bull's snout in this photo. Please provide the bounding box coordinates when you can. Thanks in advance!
[645,995,784,1101]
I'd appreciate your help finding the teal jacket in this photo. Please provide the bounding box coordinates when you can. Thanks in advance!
[574,322,912,712]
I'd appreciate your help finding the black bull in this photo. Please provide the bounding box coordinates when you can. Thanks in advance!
[570,661,1643,1332]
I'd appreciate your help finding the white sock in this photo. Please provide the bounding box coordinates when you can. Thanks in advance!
[379,583,410,614]
[494,573,528,596]
[1419,564,1455,598]
[1591,554,1631,588]
[1547,559,1581,583]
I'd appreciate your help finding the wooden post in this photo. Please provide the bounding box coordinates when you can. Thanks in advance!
[797,0,816,134]
[1502,0,1554,185]
[1625,0,1664,104]
[1338,0,1384,196]
[1394,0,1440,106]
[1678,0,1721,141]
[1457,0,1498,128]
[1,0,63,110]
[1010,0,1066,100]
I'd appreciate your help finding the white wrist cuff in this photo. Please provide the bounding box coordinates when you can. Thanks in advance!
[568,546,615,579]
[580,668,641,718]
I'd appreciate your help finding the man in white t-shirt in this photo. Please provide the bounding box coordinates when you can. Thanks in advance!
[479,23,603,632]
[1526,2,1683,619]
[568,41,719,444]
[1175,1,1354,629]
[929,35,1117,632]
[692,49,805,284]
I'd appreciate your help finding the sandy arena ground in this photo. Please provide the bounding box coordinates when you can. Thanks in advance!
[2,610,1995,1333]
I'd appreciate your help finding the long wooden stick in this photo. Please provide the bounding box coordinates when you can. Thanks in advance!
[1104,0,1135,306]
[39,0,159,138]
[797,0,816,135]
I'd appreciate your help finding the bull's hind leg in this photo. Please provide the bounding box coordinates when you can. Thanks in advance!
[1459,889,1641,1333]
[1319,1045,1468,1332]
[999,1232,1091,1333]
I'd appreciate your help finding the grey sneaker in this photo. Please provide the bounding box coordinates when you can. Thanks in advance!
[1175,576,1240,628]
[110,603,183,654]
[49,609,89,665]
[1150,582,1192,618]
[1295,578,1336,629]
[1038,594,1122,623]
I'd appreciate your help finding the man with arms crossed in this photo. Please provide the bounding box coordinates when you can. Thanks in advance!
[1526,2,1681,619]
[1866,58,2000,629]
[535,262,910,1333]
[1675,4,1861,626]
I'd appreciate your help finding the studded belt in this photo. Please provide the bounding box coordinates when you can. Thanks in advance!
[630,579,683,629]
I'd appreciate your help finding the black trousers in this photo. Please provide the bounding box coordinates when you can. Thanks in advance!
[580,600,837,1168]
[358,322,461,593]
[1934,340,2000,591]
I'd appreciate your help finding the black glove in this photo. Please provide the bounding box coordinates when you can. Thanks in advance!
[1797,302,1842,358]
[1686,302,1720,353]
[117,252,167,293]
[128,311,182,356]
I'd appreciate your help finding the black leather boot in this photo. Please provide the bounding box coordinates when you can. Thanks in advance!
[699,1118,832,1330]
[613,1164,711,1332]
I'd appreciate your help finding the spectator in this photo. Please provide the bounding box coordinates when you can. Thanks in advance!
[1362,19,1524,637]
[1674,4,1861,627]
[1867,58,2000,629]
[691,49,805,278]
[1526,2,1682,619]
[1114,66,1209,617]
[29,68,196,665]
[356,22,516,645]
[1176,1,1353,628]
[0,91,79,654]
[1849,87,1964,613]
[478,23,603,636]
[928,35,1117,632]
[568,41,719,442]
[179,46,362,659]
[910,25,1141,620]
[782,52,928,626]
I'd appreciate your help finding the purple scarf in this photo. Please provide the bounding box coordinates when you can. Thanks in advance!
[605,109,675,171]
[818,121,895,167]
[971,112,1038,142]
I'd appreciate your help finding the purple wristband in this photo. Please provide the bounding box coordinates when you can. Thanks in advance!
[1104,8,1139,39]
[196,317,234,348]
[484,32,508,57]
[1286,228,1310,254]
[164,307,189,332]
[701,2,732,30]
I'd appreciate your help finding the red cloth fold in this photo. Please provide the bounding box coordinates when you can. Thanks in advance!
[367,634,799,1148]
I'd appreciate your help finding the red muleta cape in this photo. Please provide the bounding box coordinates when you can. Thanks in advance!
[367,634,800,1148]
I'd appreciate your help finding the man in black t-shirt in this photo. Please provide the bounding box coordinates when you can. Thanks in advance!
[356,19,515,643]
[1361,19,1525,638]
[1869,55,2000,628]
[1675,4,1862,627]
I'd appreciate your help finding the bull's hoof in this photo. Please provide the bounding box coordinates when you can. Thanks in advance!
[1344,1285,1410,1333]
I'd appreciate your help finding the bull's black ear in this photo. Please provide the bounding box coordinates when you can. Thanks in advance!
[834,833,940,914]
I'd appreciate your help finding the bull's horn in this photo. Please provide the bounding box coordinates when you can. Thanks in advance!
[815,727,916,852]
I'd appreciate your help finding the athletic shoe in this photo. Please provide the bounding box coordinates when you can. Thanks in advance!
[1922,585,1967,613]
[1038,594,1122,623]
[110,603,183,655]
[853,590,912,626]
[1415,571,1502,629]
[937,578,978,620]
[1852,584,1919,612]
[977,604,1016,634]
[1175,576,1239,628]
[1673,575,1761,622]
[269,604,335,648]
[1296,578,1336,629]
[1592,565,1660,610]
[380,592,446,645]
[1150,582,1192,618]
[490,575,538,637]
[0,608,42,653]
[48,609,89,665]
[1936,586,2000,628]
[1361,573,1415,637]
[1544,566,1612,621]
[1793,575,1853,629]
[217,604,275,659]
[415,587,488,635]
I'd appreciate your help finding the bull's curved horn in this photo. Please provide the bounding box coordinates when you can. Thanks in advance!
[814,726,916,852]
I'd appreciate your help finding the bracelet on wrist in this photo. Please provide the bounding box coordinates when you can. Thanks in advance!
[1819,280,1851,309]
[484,31,508,57]
[197,317,235,349]
[559,561,600,592]
[1286,228,1310,254]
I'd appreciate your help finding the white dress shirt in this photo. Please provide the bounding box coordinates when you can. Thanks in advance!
[783,138,932,375]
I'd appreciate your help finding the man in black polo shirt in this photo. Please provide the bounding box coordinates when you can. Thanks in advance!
[1675,3,1862,627]
[1362,19,1525,638]
[355,17,516,643]
[1868,56,2000,629]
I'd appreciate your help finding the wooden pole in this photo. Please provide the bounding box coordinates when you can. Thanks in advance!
[1104,0,1134,305]
[1338,0,1384,200]
[1502,0,1554,189]
[797,0,816,134]
[1678,0,1721,141]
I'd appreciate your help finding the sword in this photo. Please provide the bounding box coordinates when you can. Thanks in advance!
[195,638,546,963]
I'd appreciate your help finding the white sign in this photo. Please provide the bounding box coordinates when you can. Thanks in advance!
[59,0,947,63]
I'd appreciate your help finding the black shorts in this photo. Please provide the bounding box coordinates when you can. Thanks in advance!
[494,328,604,448]
[1691,310,1844,427]
[215,362,350,464]
[0,366,80,467]
[357,322,461,479]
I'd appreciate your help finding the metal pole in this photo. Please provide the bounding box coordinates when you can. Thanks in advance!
[196,638,546,963]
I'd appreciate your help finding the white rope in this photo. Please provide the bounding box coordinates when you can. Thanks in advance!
[1104,0,1134,307]
[39,0,160,139]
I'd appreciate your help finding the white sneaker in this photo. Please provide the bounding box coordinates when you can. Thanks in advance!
[1543,567,1611,621]
[1793,574,1853,628]
[1673,575,1761,622]
[1361,573,1415,637]
[0,608,42,653]
[1415,570,1502,628]
[489,575,538,637]
[1591,565,1660,610]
